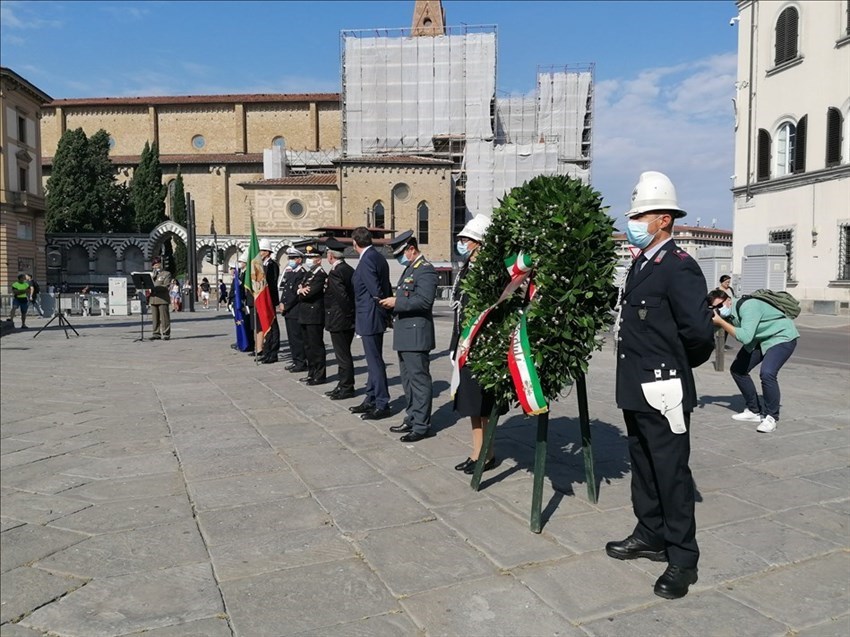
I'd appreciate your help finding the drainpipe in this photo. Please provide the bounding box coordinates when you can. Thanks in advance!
[745,0,756,200]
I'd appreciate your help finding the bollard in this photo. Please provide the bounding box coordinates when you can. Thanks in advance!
[713,327,725,371]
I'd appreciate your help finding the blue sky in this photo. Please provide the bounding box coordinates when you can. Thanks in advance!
[1,0,740,229]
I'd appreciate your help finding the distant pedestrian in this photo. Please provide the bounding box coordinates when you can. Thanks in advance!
[715,275,736,349]
[26,274,44,317]
[170,280,181,312]
[80,286,91,316]
[148,257,173,340]
[9,273,30,329]
[217,278,227,309]
[199,277,211,309]
[708,289,799,433]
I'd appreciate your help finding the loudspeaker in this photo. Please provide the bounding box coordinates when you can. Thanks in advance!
[46,246,63,269]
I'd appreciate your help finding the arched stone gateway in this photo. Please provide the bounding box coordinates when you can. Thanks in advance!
[148,220,188,261]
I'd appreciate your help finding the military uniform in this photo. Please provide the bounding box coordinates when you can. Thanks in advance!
[260,255,281,362]
[390,244,438,436]
[297,249,328,383]
[280,255,307,371]
[324,243,356,395]
[149,265,173,339]
[615,239,713,569]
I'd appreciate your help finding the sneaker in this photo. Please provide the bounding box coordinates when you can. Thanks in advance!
[756,415,777,433]
[732,408,762,422]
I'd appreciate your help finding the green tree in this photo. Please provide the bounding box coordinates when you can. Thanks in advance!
[45,128,133,233]
[170,171,188,277]
[131,141,166,232]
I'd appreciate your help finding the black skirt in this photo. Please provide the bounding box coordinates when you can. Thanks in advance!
[454,365,505,418]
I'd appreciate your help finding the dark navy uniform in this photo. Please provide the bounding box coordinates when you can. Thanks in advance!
[391,252,438,435]
[297,261,328,383]
[325,256,356,394]
[261,256,281,361]
[615,239,713,569]
[280,263,307,370]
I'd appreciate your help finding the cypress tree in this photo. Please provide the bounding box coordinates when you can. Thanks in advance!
[170,172,188,277]
[131,141,167,232]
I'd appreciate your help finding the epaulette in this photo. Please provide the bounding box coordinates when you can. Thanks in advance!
[413,258,431,269]
[673,249,690,261]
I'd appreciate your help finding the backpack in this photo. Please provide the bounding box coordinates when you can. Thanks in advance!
[736,289,800,319]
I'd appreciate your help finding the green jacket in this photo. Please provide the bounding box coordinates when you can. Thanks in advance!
[732,298,799,353]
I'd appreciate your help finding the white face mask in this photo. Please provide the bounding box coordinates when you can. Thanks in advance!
[625,215,661,249]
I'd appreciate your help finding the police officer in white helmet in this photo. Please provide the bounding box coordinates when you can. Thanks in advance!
[606,171,714,600]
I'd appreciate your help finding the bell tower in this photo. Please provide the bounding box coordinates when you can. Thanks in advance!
[411,0,445,36]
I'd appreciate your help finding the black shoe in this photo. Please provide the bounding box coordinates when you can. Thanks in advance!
[150,335,161,340]
[654,565,698,599]
[298,376,311,383]
[454,457,474,471]
[605,536,667,562]
[163,336,170,341]
[325,388,341,397]
[349,402,375,414]
[361,407,393,421]
[230,344,239,350]
[399,430,434,442]
[329,390,355,401]
[261,356,278,364]
[389,423,412,433]
[306,378,327,386]
[464,457,496,474]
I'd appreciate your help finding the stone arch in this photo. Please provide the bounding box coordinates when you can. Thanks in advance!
[118,237,147,260]
[123,244,145,273]
[148,220,188,259]
[94,244,118,275]
[66,244,90,275]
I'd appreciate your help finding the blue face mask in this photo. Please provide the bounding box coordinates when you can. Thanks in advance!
[719,305,732,318]
[287,260,296,269]
[396,254,410,266]
[456,240,469,256]
[625,216,660,250]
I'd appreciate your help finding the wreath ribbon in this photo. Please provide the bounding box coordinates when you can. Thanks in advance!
[452,251,548,415]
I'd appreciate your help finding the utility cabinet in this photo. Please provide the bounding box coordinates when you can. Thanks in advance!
[739,244,787,295]
[696,247,733,291]
[108,277,128,316]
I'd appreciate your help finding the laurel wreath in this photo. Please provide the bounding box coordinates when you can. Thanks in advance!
[462,175,618,409]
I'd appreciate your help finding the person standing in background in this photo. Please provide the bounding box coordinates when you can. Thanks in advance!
[148,257,173,340]
[296,244,328,384]
[279,247,307,372]
[323,238,356,400]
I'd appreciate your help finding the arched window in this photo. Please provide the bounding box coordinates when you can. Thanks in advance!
[826,107,844,167]
[372,201,385,228]
[167,179,177,217]
[757,129,772,181]
[774,6,799,66]
[775,121,796,177]
[417,201,429,245]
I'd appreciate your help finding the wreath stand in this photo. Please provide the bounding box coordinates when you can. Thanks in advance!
[470,373,598,533]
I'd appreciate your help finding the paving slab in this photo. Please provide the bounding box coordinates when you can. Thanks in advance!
[35,519,209,578]
[0,489,91,524]
[770,504,850,547]
[48,494,194,535]
[284,444,385,489]
[60,451,179,480]
[188,470,306,510]
[221,558,398,636]
[796,617,850,637]
[0,523,88,573]
[20,563,223,637]
[119,617,233,636]
[290,611,421,637]
[709,517,838,567]
[196,495,331,546]
[208,526,356,581]
[724,551,850,632]
[355,519,495,596]
[0,566,85,624]
[400,573,584,636]
[0,622,46,636]
[60,472,186,502]
[314,480,434,534]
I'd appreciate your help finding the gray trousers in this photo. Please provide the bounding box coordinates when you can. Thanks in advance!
[398,351,432,434]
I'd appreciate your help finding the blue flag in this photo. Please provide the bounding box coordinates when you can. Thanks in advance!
[232,267,250,352]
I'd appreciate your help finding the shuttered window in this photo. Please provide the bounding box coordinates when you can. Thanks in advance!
[775,122,796,177]
[769,229,794,280]
[793,115,807,174]
[775,7,799,66]
[826,108,844,167]
[417,202,429,245]
[372,201,385,228]
[757,129,772,181]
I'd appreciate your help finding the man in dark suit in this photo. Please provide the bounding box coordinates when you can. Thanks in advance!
[296,243,328,385]
[279,247,307,373]
[349,226,392,420]
[607,171,714,600]
[258,239,281,364]
[323,238,356,400]
[379,230,438,442]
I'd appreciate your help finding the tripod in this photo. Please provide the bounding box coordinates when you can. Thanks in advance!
[134,292,147,342]
[33,292,79,339]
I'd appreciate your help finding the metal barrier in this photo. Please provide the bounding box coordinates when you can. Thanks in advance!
[0,293,110,317]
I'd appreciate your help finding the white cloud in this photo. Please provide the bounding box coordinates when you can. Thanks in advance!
[0,0,62,29]
[99,4,150,22]
[593,53,737,229]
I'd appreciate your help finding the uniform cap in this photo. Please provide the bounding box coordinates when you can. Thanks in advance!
[151,256,162,265]
[458,215,491,243]
[302,243,322,257]
[324,238,348,253]
[388,229,415,257]
[258,238,273,252]
[625,171,687,218]
[286,247,303,257]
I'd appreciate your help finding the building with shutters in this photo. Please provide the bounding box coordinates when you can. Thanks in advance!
[731,0,850,314]
[0,67,52,292]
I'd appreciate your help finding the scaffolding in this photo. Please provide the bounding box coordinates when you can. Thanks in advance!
[340,25,594,219]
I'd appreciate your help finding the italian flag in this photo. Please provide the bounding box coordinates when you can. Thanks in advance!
[243,219,275,335]
[508,313,548,415]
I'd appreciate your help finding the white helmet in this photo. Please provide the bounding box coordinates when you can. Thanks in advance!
[458,214,492,243]
[258,238,272,252]
[626,171,687,218]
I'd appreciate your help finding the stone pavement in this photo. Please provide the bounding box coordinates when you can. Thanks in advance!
[1,307,848,637]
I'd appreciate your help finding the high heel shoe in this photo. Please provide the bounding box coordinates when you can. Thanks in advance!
[454,457,473,471]
[464,457,497,475]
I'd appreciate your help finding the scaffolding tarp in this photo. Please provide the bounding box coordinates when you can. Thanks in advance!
[343,32,496,154]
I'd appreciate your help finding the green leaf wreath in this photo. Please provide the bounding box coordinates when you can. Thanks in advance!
[462,174,618,409]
